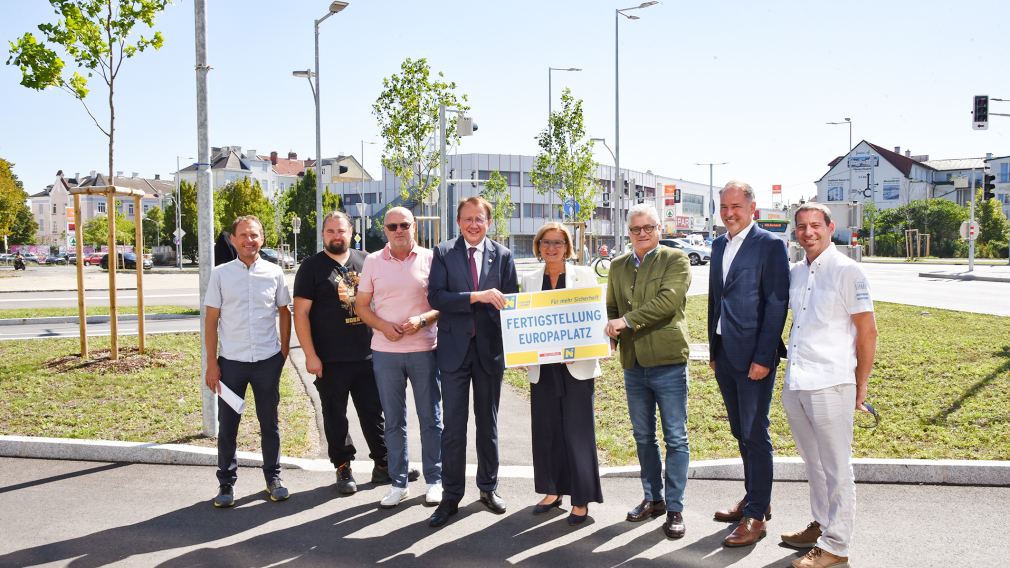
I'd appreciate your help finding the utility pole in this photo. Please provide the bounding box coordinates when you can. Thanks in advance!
[969,167,976,272]
[194,0,216,436]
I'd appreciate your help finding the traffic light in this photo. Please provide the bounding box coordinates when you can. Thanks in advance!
[973,95,989,130]
[983,173,996,200]
[674,188,682,203]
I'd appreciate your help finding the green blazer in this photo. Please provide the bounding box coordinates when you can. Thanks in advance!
[606,245,692,369]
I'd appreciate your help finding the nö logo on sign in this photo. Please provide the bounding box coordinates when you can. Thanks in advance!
[563,347,576,360]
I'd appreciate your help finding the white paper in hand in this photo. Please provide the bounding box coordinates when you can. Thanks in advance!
[217,382,245,414]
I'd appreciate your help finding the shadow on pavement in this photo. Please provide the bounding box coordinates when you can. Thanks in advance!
[0,484,339,568]
[0,462,128,495]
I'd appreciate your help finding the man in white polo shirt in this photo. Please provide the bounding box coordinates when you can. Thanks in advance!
[780,203,878,568]
[204,215,292,508]
[355,206,442,509]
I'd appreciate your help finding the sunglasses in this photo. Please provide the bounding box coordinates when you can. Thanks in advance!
[629,224,657,235]
[385,222,412,231]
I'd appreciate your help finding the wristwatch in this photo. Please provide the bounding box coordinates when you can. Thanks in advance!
[419,315,427,328]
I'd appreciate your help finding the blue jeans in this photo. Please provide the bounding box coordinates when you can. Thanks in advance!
[372,350,443,488]
[624,362,690,512]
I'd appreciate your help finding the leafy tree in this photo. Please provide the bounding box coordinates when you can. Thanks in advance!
[480,170,513,240]
[282,169,343,254]
[83,209,133,248]
[163,180,197,260]
[141,204,162,249]
[372,57,469,203]
[214,177,276,244]
[530,88,596,223]
[0,158,37,246]
[7,0,169,186]
[974,189,1010,246]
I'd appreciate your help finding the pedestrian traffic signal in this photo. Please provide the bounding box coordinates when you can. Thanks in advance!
[983,174,996,200]
[973,95,989,130]
[674,188,682,203]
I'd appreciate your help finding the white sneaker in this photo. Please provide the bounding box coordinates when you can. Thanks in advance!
[380,486,409,509]
[425,482,443,506]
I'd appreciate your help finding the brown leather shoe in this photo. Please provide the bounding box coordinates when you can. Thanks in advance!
[781,521,821,548]
[626,499,666,522]
[713,499,771,522]
[723,517,766,547]
[791,546,849,568]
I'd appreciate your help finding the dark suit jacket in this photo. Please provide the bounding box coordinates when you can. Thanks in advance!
[707,225,789,373]
[428,236,519,374]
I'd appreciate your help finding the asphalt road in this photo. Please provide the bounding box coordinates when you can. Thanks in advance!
[0,316,200,341]
[0,457,1002,567]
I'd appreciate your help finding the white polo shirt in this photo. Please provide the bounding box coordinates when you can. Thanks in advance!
[784,244,873,391]
[204,256,291,363]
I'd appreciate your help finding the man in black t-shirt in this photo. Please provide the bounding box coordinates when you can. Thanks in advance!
[293,211,392,494]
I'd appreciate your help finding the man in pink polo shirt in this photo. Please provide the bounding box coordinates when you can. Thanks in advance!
[356,206,443,509]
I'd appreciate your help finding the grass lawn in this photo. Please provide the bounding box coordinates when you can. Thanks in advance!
[0,305,199,319]
[0,333,316,458]
[505,296,1010,465]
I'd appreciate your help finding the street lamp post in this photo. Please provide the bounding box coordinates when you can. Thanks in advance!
[696,161,727,235]
[295,1,349,253]
[174,155,193,269]
[292,215,301,269]
[615,1,658,250]
[827,117,854,205]
[591,137,616,247]
[360,139,376,249]
[548,67,581,221]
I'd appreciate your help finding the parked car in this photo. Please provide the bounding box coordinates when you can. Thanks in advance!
[21,252,41,264]
[260,248,294,269]
[44,255,68,265]
[660,238,711,266]
[100,252,153,270]
[84,253,106,266]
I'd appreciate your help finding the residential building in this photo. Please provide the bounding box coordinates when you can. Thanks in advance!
[28,170,173,250]
[983,155,1010,219]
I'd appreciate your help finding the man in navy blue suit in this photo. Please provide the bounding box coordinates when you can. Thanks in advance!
[426,196,518,528]
[707,180,789,547]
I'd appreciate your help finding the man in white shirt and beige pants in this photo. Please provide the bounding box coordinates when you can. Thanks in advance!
[204,215,292,508]
[780,203,877,568]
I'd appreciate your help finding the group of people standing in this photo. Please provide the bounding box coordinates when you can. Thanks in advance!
[203,180,876,568]
[603,181,877,568]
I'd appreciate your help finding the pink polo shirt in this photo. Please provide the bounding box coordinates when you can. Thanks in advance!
[358,243,438,353]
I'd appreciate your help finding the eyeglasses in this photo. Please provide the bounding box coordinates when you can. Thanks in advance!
[385,222,412,232]
[628,224,657,235]
[460,216,487,226]
[540,239,566,248]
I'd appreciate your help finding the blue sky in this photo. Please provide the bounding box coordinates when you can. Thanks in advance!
[2,0,1008,206]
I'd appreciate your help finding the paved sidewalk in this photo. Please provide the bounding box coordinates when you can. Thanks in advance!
[917,263,1010,283]
[0,457,1003,567]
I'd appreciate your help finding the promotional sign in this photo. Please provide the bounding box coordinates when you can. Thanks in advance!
[501,285,610,368]
[772,184,782,194]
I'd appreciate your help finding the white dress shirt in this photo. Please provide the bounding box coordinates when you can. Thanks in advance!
[716,220,755,335]
[785,244,874,391]
[204,257,291,362]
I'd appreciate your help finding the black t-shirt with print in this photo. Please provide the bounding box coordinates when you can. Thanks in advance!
[293,249,371,362]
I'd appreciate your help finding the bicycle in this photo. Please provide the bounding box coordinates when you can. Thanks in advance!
[592,255,612,278]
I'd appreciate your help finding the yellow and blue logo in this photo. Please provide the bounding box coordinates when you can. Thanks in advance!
[503,296,517,310]
[563,347,575,360]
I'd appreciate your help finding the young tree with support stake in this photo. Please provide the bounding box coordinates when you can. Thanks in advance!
[530,88,597,224]
[480,171,514,241]
[372,57,469,204]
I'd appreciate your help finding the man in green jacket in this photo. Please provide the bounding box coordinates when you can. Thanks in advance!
[606,202,692,540]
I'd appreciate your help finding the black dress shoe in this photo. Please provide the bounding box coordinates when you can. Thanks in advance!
[479,490,507,514]
[428,503,458,528]
[626,499,666,522]
[567,511,588,526]
[663,511,686,539]
[532,497,562,515]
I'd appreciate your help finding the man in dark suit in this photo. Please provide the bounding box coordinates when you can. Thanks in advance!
[707,180,789,547]
[426,196,519,528]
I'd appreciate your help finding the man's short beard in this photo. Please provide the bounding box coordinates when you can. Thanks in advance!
[325,240,348,255]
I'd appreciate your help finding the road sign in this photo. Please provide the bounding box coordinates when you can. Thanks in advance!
[960,221,978,240]
[292,216,301,234]
[563,198,580,218]
[173,228,186,239]
[354,234,362,243]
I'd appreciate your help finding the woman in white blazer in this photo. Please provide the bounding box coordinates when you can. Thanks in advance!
[521,222,604,526]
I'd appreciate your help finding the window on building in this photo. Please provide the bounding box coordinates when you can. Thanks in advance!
[52,221,57,233]
[524,172,535,187]
[52,204,57,214]
[97,201,106,214]
[128,203,134,216]
[682,194,705,216]
[1000,162,1009,183]
[506,172,520,187]
[595,207,611,221]
[826,186,844,201]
